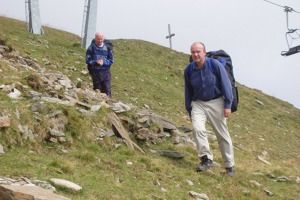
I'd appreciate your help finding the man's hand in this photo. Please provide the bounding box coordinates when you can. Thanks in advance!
[96,59,103,66]
[224,108,231,118]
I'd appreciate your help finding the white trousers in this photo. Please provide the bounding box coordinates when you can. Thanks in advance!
[191,97,234,168]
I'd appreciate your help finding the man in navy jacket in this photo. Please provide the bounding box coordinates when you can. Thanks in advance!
[184,42,235,176]
[86,32,114,97]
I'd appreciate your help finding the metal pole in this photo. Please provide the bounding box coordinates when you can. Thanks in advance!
[168,24,172,49]
[166,24,175,49]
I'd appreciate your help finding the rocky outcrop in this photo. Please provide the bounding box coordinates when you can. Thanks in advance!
[0,177,72,200]
[0,44,194,151]
[0,185,71,200]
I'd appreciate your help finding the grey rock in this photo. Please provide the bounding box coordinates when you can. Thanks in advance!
[266,173,276,178]
[50,178,82,191]
[0,185,70,200]
[7,88,21,99]
[137,128,150,141]
[18,125,35,141]
[264,189,274,196]
[111,102,132,113]
[177,126,193,133]
[277,176,292,182]
[255,99,264,106]
[0,45,10,51]
[0,144,4,155]
[49,129,65,137]
[172,135,180,144]
[189,191,209,200]
[0,116,10,127]
[149,149,184,159]
[150,114,177,131]
[249,180,261,187]
[257,156,271,165]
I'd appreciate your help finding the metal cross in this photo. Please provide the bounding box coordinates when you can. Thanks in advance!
[166,24,175,49]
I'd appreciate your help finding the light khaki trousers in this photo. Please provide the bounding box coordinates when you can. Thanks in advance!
[191,97,234,168]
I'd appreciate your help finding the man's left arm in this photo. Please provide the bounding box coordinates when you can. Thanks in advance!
[103,49,114,67]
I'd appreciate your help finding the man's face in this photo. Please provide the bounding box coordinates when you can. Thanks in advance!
[191,43,206,64]
[95,34,104,46]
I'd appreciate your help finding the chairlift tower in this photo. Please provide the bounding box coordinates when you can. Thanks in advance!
[25,0,44,35]
[81,0,98,49]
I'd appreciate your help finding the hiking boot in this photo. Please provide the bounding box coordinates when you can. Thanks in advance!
[196,155,213,172]
[226,166,235,177]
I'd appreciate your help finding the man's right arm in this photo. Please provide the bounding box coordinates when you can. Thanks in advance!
[85,47,95,65]
[103,49,114,67]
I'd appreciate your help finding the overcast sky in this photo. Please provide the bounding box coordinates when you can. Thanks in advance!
[1,0,300,109]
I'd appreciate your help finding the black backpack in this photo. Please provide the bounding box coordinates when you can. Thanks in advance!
[189,50,239,112]
[104,39,113,51]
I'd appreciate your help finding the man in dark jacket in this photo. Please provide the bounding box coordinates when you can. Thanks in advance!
[184,42,235,176]
[85,32,114,97]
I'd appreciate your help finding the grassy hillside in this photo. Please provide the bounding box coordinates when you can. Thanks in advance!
[0,16,299,200]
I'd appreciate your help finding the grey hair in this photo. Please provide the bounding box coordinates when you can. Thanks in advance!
[191,42,206,52]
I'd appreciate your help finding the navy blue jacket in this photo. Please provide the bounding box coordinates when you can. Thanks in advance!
[85,40,114,72]
[184,57,233,116]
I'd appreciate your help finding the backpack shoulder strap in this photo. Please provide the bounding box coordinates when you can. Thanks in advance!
[207,57,216,75]
[187,63,193,78]
[188,58,215,77]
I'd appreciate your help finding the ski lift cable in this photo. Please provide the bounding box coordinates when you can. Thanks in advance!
[263,0,300,30]
[263,0,300,14]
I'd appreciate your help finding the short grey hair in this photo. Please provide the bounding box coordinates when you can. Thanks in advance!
[191,42,206,52]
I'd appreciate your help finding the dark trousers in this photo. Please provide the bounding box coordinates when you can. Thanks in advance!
[90,69,112,97]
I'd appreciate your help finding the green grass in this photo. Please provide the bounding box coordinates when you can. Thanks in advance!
[3,143,299,199]
[0,16,300,200]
